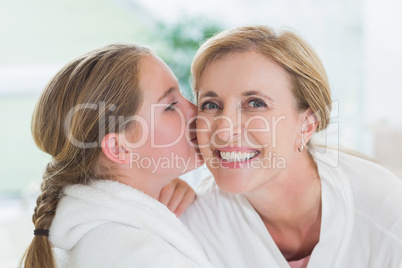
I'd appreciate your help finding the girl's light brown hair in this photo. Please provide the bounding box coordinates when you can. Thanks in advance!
[192,25,332,132]
[21,43,152,268]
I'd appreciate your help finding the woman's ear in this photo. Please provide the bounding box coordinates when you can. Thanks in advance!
[101,133,130,165]
[301,109,318,145]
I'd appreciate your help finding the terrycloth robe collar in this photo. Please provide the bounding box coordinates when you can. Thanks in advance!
[241,150,355,267]
[49,180,212,267]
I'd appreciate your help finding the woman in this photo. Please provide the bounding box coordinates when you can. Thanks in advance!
[21,44,212,267]
[180,26,402,267]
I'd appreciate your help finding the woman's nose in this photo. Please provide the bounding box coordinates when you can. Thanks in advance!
[213,111,241,145]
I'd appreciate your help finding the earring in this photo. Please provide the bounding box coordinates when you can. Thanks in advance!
[298,144,304,152]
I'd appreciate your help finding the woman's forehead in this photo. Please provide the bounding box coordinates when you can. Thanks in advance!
[198,51,292,100]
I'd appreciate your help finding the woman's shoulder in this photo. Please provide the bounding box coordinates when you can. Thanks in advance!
[336,151,402,241]
[319,149,402,208]
[336,150,402,191]
[313,148,401,187]
[315,149,402,246]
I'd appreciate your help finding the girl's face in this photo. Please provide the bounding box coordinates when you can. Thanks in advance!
[196,51,308,194]
[126,55,202,179]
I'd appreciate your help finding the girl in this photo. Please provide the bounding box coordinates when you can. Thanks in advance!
[22,44,211,267]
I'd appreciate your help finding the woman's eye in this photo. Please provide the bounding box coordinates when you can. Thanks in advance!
[165,101,178,111]
[246,99,267,108]
[200,101,220,111]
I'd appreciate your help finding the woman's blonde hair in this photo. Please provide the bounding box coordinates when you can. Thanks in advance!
[21,43,152,268]
[192,25,332,132]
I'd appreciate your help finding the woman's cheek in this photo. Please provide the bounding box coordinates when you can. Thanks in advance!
[244,116,272,147]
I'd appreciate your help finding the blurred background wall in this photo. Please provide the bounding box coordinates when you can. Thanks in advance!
[0,0,401,266]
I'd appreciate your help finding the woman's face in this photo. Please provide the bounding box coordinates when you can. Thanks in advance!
[196,51,307,194]
[126,55,202,178]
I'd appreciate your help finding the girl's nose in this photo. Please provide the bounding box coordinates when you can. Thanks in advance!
[182,99,197,120]
[182,99,198,139]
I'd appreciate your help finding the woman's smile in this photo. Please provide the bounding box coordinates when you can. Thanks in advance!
[214,146,261,168]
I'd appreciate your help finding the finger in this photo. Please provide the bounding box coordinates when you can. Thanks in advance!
[174,190,197,217]
[158,182,176,206]
[166,185,187,214]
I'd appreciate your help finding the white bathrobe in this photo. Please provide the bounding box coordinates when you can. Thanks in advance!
[180,150,402,268]
[49,180,213,268]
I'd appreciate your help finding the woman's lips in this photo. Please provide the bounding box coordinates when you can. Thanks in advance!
[213,147,261,168]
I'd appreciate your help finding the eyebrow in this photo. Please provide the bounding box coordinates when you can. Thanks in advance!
[198,91,218,99]
[198,90,273,102]
[158,87,175,102]
[242,90,273,102]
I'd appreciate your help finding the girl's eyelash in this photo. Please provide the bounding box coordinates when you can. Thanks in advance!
[165,101,178,111]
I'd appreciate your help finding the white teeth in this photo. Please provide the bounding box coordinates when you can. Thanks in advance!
[230,152,235,160]
[219,151,258,162]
